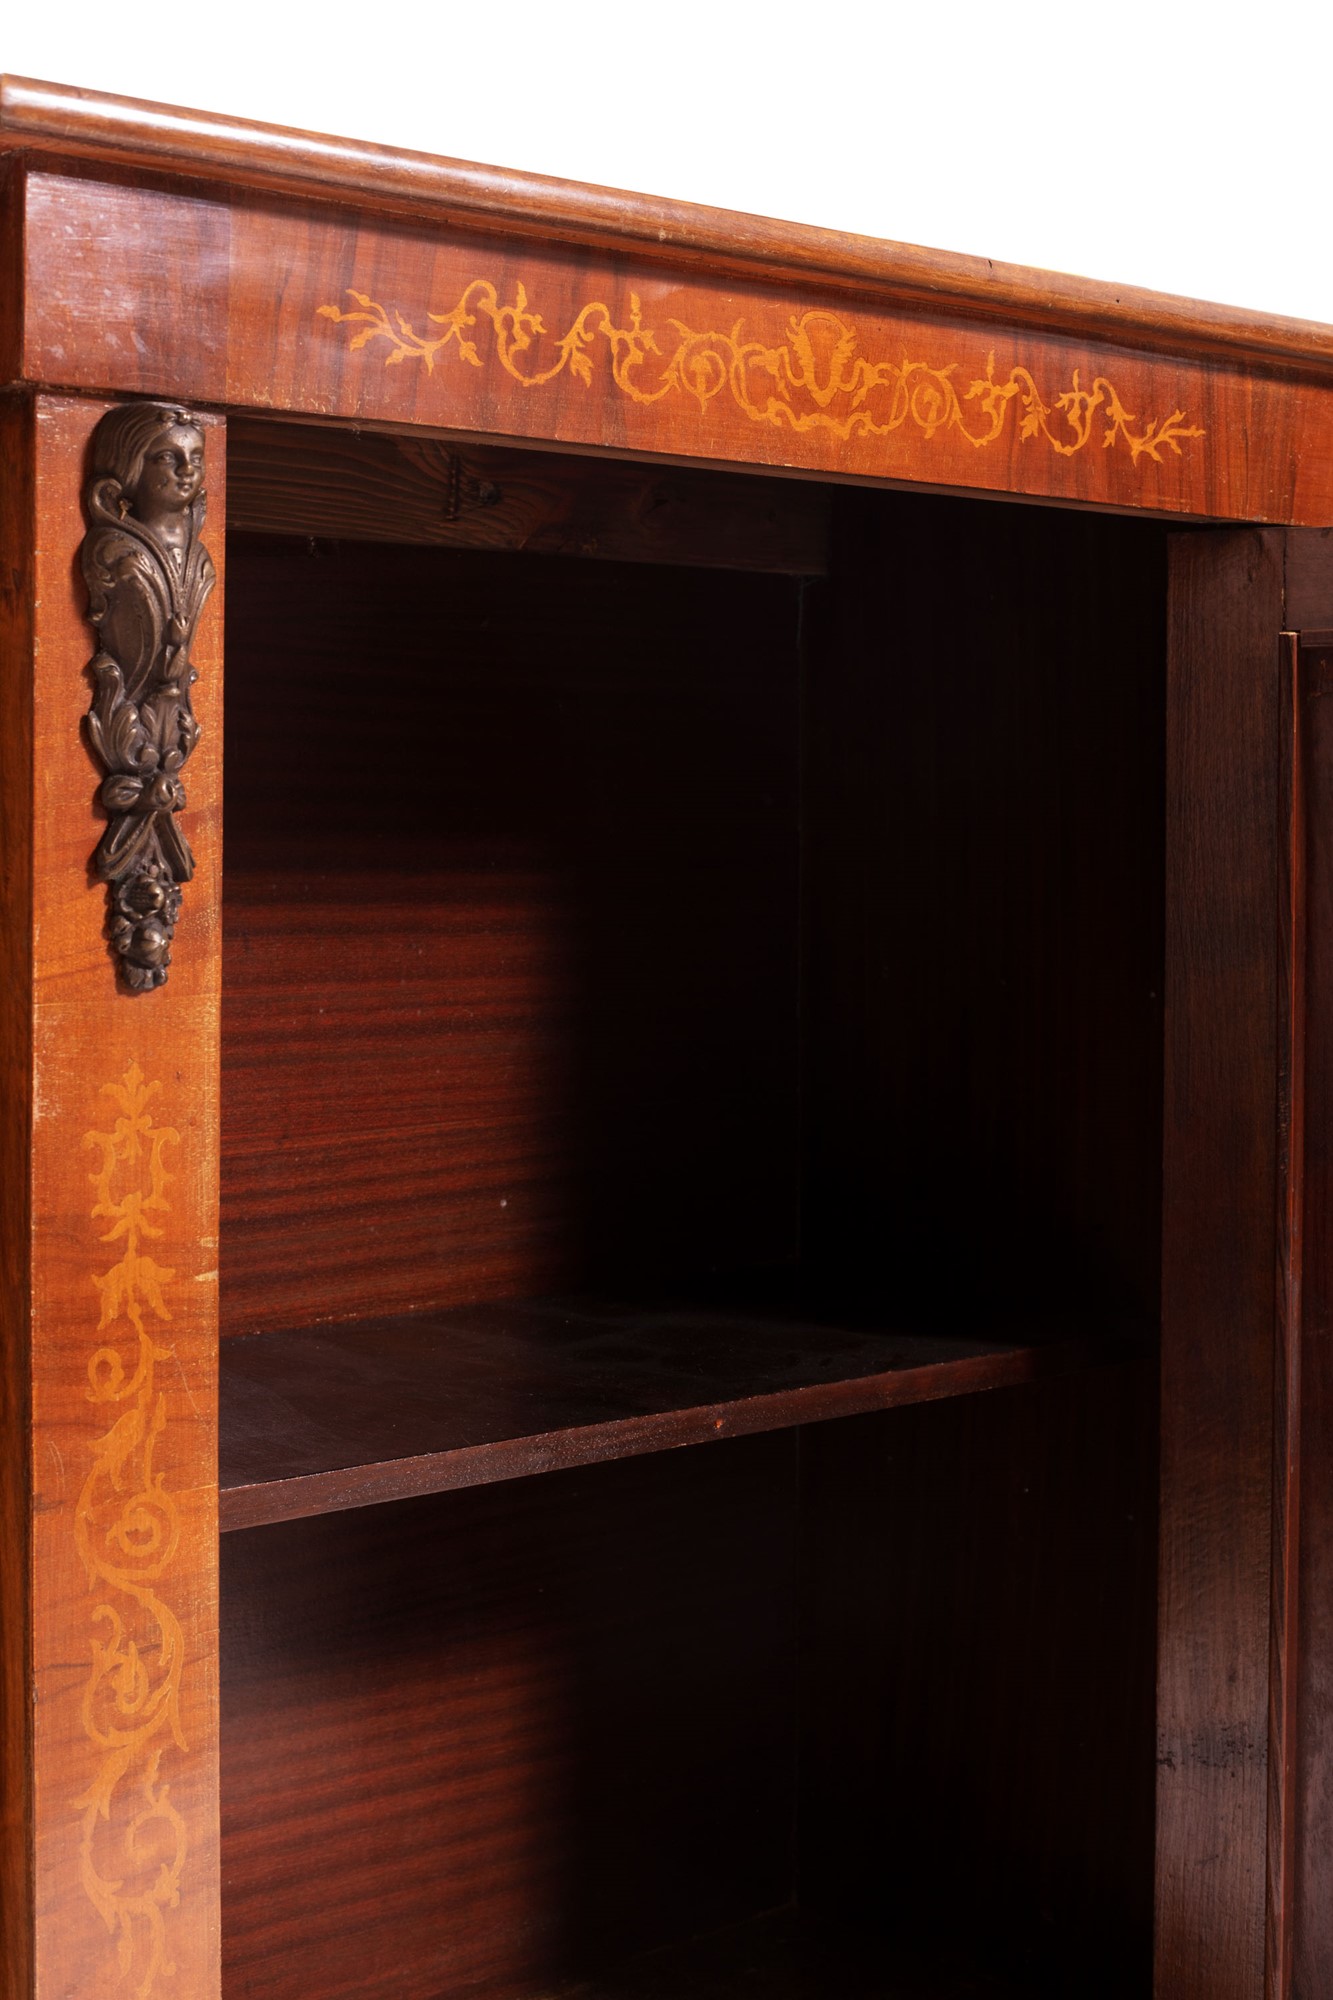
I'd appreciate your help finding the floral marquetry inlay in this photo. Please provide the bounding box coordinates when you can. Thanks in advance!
[318,280,1205,465]
[76,1064,187,2000]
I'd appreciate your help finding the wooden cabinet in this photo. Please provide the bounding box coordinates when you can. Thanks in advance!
[1,75,1330,2000]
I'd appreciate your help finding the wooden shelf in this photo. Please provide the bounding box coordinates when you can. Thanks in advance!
[219,1285,1128,1531]
[538,1908,1028,1997]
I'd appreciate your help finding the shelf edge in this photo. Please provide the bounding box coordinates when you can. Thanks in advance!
[220,1334,1116,1532]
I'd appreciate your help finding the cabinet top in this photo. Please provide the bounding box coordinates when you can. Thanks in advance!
[3,71,1331,376]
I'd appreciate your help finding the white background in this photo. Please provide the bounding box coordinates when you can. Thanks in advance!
[3,0,1329,324]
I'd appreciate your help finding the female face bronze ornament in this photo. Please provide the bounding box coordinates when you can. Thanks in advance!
[131,423,207,537]
[80,403,215,990]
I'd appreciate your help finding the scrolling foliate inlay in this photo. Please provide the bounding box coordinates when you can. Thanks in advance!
[76,1064,187,2000]
[319,280,1205,464]
[81,405,216,991]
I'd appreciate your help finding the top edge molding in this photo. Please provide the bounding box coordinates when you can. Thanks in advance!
[4,74,1333,375]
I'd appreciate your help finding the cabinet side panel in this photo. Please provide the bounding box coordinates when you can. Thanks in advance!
[1291,636,1333,1997]
[0,393,35,2000]
[1158,528,1283,2000]
[1282,531,1333,630]
[27,397,224,2000]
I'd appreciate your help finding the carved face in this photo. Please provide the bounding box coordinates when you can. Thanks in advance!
[132,424,205,517]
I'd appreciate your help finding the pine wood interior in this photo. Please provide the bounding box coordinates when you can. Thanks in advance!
[216,426,1164,1996]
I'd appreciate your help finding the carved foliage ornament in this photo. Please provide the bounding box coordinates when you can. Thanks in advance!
[82,404,215,990]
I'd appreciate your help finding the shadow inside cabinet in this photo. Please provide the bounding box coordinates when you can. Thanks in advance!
[217,430,1164,1998]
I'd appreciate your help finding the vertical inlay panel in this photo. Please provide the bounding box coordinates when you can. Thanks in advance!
[26,396,224,2000]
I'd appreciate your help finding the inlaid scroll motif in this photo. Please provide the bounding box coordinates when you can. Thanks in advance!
[77,1064,186,2000]
[81,404,215,990]
[319,283,1206,465]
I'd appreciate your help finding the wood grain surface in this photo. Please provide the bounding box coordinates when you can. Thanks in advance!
[3,75,1332,377]
[1158,528,1284,2000]
[21,173,230,407]
[803,482,1160,1992]
[799,1366,1158,1998]
[7,167,1330,525]
[1270,628,1304,2000]
[0,391,36,2000]
[22,397,224,2000]
[221,1439,799,2000]
[1256,536,1328,2000]
[0,158,20,386]
[1282,530,1333,627]
[1266,545,1333,2000]
[1287,630,1333,1995]
[802,487,1167,1325]
[3,67,1332,1999]
[218,1292,1121,1529]
[795,483,1163,1993]
[1270,541,1333,2000]
[538,1906,1031,1998]
[220,537,801,1335]
[226,416,831,572]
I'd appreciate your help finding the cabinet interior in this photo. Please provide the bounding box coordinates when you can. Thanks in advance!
[218,421,1165,1998]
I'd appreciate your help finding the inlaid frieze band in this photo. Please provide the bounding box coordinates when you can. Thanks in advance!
[81,404,215,991]
[319,281,1205,466]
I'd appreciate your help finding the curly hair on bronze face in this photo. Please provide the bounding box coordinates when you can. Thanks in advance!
[90,401,203,505]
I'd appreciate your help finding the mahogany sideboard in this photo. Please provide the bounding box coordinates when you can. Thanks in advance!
[2,74,1332,2000]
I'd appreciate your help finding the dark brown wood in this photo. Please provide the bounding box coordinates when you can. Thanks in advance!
[220,538,801,1335]
[799,1365,1158,1998]
[222,1440,799,2000]
[1270,530,1333,2000]
[0,158,20,387]
[1268,526,1333,1998]
[538,1907,1030,1997]
[1284,530,1333,628]
[0,390,35,2000]
[796,484,1163,1997]
[1159,528,1284,2000]
[226,417,830,574]
[1270,631,1303,2000]
[218,1290,1123,1529]
[1288,633,1333,1995]
[6,72,1333,1999]
[802,487,1168,1323]
[4,76,1333,377]
[81,401,216,988]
